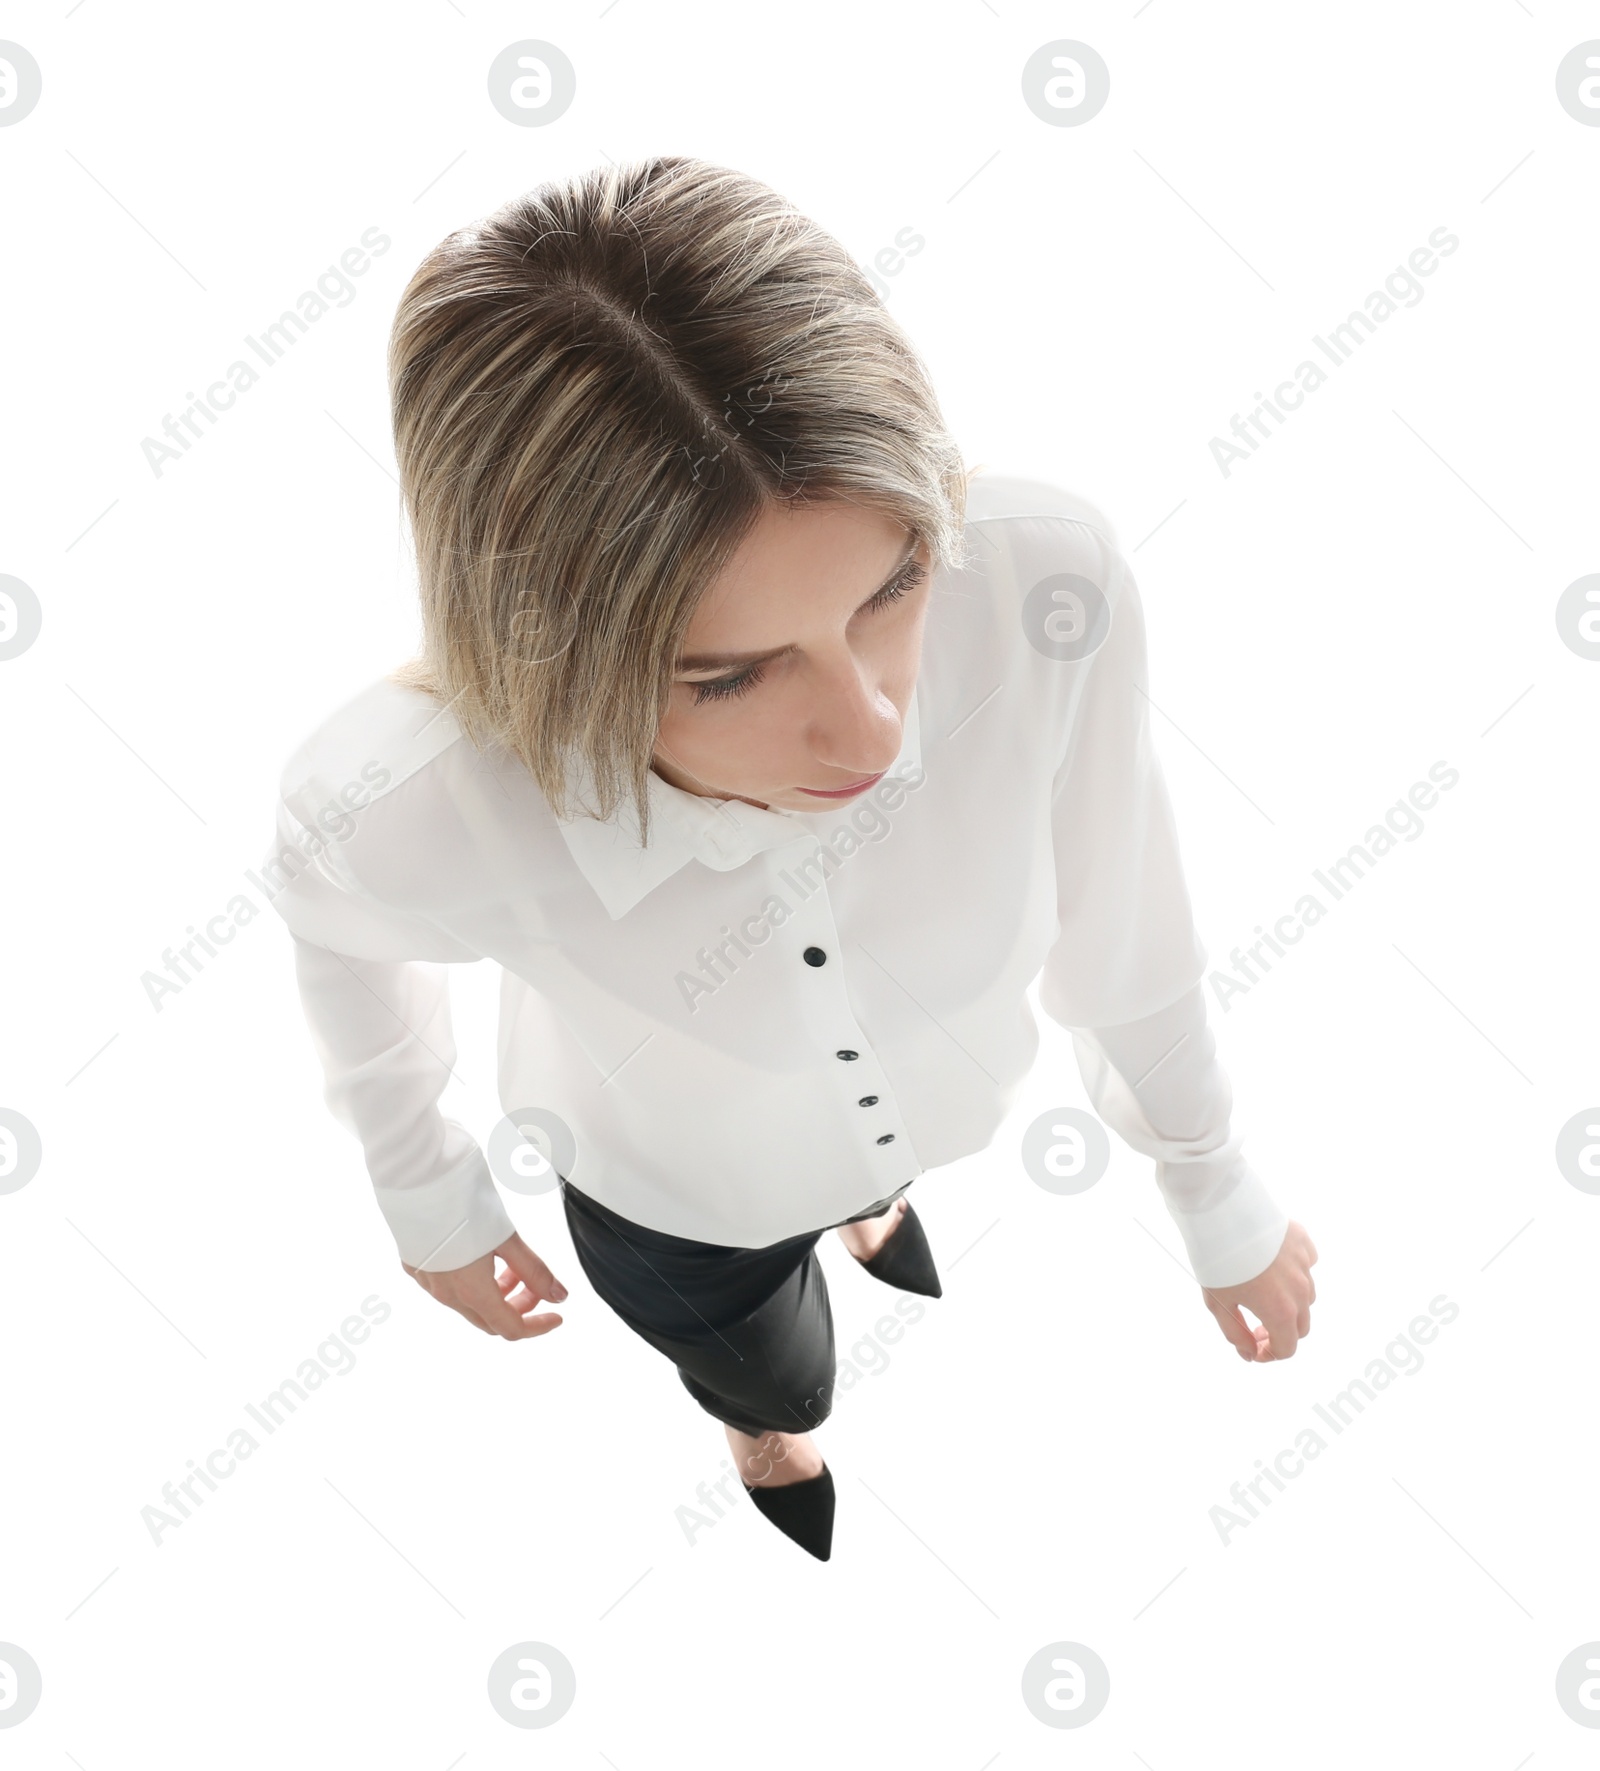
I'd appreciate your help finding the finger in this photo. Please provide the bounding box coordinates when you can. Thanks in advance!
[498,1270,564,1323]
[1297,1301,1311,1338]
[495,1272,544,1313]
[485,1241,569,1318]
[1204,1293,1260,1360]
[1261,1304,1299,1360]
[503,1242,570,1305]
[480,1285,565,1339]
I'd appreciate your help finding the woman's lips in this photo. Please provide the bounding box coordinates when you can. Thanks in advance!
[797,770,887,799]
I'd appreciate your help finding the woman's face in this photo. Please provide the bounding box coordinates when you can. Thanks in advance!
[651,499,933,812]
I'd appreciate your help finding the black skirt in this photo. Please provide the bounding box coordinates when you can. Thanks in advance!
[558,1175,910,1439]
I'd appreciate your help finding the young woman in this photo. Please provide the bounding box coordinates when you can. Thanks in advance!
[266,155,1317,1562]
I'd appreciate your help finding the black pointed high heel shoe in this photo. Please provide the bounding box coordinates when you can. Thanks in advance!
[850,1198,943,1298]
[742,1463,835,1561]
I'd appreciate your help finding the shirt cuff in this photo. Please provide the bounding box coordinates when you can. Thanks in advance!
[373,1143,518,1272]
[1155,1147,1289,1288]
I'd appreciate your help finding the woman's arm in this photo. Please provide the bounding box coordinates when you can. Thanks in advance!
[1068,983,1288,1289]
[264,789,517,1273]
[1033,528,1306,1318]
[287,934,518,1272]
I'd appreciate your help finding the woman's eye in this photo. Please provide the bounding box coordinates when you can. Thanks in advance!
[865,559,927,611]
[689,664,766,706]
[681,562,925,708]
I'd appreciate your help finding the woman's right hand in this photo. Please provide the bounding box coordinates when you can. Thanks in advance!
[401,1230,569,1338]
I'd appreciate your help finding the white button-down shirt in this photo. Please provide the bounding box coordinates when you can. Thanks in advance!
[264,470,1289,1288]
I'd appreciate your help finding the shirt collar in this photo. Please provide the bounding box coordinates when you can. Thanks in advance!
[555,679,924,920]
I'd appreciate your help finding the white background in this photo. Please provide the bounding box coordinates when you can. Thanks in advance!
[2,1,1597,1764]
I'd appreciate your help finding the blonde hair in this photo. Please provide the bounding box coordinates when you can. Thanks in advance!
[387,154,971,845]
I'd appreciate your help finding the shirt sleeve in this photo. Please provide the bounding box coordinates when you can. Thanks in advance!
[1068,985,1289,1287]
[265,791,517,1273]
[1037,538,1288,1287]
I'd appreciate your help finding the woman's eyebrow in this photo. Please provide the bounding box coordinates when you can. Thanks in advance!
[675,542,922,674]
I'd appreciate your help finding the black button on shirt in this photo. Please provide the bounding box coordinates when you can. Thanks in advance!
[803,946,827,966]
